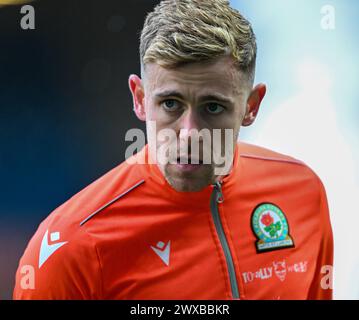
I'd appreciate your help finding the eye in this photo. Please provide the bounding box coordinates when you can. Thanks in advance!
[161,99,180,112]
[205,103,225,115]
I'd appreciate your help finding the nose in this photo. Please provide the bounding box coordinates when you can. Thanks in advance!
[178,109,201,142]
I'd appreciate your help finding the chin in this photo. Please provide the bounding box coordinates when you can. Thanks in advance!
[169,180,205,192]
[162,163,215,192]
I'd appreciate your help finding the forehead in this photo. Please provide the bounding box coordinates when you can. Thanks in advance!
[143,56,247,98]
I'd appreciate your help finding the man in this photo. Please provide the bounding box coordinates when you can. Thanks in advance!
[14,0,333,299]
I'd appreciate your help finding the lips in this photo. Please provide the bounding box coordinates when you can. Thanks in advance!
[172,156,205,173]
[176,157,203,165]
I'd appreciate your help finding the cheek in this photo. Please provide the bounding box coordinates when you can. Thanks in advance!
[144,98,157,121]
[233,103,247,128]
[214,114,240,134]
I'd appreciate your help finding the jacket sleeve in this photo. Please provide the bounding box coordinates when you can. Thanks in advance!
[13,225,103,300]
[307,178,334,300]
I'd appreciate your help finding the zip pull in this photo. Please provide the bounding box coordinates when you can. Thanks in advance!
[213,181,224,203]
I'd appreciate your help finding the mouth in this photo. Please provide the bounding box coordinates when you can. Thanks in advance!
[176,157,203,165]
[173,157,204,172]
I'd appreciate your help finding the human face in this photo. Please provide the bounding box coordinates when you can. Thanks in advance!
[129,56,265,192]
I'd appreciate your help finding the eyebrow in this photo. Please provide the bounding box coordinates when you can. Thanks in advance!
[154,90,234,105]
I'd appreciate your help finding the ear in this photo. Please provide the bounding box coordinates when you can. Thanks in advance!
[242,83,266,127]
[128,74,146,121]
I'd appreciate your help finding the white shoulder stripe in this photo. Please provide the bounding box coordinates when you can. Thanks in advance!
[79,179,145,226]
[240,154,304,166]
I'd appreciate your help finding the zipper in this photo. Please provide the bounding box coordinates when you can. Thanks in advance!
[210,181,240,299]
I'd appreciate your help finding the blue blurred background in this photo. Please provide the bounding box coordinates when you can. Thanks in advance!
[0,0,358,299]
[232,0,359,299]
[0,0,151,299]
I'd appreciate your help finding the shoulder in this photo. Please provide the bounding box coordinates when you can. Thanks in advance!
[41,149,147,233]
[14,149,148,299]
[239,142,318,173]
[239,141,305,166]
[237,141,326,194]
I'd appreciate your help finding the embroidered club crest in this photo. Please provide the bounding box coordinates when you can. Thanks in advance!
[251,203,294,253]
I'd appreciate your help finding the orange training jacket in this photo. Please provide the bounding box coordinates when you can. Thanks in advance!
[13,142,333,300]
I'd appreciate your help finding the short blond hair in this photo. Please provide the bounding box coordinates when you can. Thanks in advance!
[140,0,257,79]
